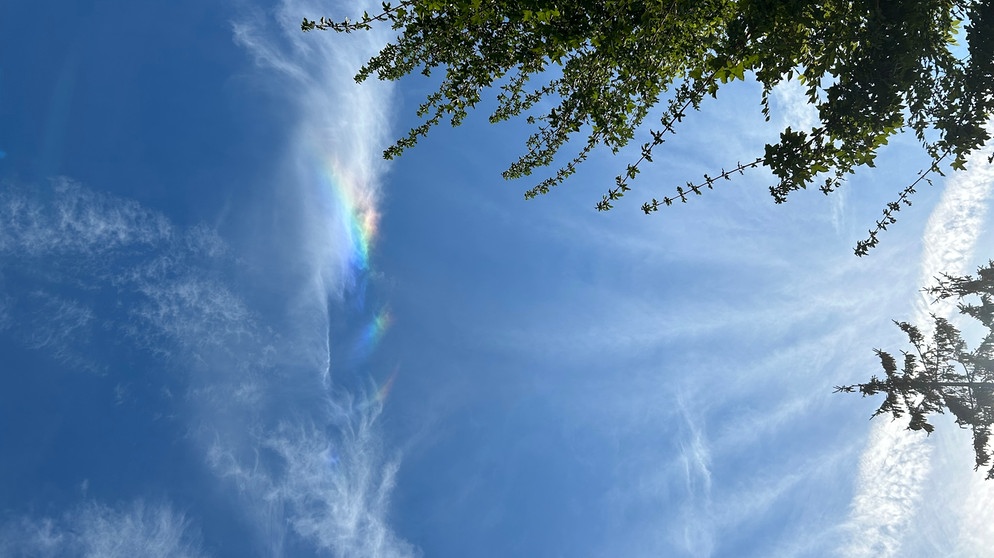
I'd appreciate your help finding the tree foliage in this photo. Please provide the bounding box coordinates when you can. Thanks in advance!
[837,261,994,478]
[305,0,994,253]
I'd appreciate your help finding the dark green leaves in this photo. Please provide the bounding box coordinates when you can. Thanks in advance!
[838,262,994,479]
[306,0,994,254]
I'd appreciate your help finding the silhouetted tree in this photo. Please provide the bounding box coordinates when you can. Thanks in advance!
[305,1,994,253]
[837,261,994,478]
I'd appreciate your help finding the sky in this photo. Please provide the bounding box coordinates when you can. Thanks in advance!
[1,2,993,557]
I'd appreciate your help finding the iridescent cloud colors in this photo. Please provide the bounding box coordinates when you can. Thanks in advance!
[311,151,395,404]
[314,154,380,279]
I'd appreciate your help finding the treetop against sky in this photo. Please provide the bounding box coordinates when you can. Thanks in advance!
[306,0,994,254]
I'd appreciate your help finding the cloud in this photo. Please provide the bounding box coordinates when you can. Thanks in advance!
[0,178,173,260]
[914,140,994,322]
[0,180,237,367]
[435,142,917,555]
[18,291,100,372]
[672,394,715,557]
[232,0,393,301]
[841,125,994,557]
[952,470,994,556]
[3,2,409,557]
[772,77,819,133]
[0,172,414,555]
[839,420,933,558]
[207,397,417,558]
[0,500,204,558]
[199,3,413,555]
[128,274,254,355]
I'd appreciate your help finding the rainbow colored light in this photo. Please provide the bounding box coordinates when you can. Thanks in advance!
[351,308,392,363]
[314,153,380,278]
[373,366,399,406]
[311,150,397,410]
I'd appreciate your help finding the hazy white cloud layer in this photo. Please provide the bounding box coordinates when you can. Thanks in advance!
[841,126,994,558]
[0,501,203,558]
[457,156,914,556]
[422,71,993,556]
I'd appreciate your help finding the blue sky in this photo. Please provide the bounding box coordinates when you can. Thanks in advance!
[2,1,994,557]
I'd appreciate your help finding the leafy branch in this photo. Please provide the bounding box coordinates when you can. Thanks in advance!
[854,152,950,256]
[638,157,764,212]
[302,1,415,33]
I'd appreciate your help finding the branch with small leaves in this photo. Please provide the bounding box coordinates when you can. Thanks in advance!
[854,152,948,257]
[303,0,994,254]
[636,157,764,213]
[302,1,415,33]
[595,76,712,211]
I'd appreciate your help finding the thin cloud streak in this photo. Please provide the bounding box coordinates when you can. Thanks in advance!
[460,119,910,555]
[841,125,994,558]
[671,393,715,557]
[0,501,204,558]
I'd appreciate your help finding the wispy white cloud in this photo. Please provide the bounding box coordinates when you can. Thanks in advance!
[841,125,994,557]
[952,467,994,557]
[207,400,417,558]
[772,77,819,132]
[0,178,173,259]
[0,500,204,558]
[673,394,715,557]
[0,181,238,366]
[209,2,414,555]
[19,291,100,371]
[128,275,253,355]
[232,0,393,301]
[839,420,933,558]
[914,143,994,322]
[447,135,917,555]
[0,172,413,556]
